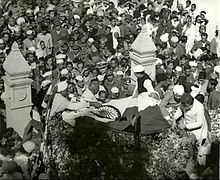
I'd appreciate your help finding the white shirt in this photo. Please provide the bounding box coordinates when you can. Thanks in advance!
[173,99,208,143]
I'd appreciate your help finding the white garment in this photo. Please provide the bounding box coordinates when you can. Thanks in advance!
[183,24,196,54]
[173,99,208,143]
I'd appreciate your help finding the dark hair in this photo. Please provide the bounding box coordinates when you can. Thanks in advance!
[201,32,208,38]
[156,73,168,83]
[98,90,107,96]
[66,62,73,67]
[180,36,187,43]
[180,93,194,105]
[209,79,218,87]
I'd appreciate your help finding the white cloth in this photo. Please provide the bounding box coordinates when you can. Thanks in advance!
[50,94,70,117]
[182,24,196,54]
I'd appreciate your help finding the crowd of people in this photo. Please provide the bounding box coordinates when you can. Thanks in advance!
[0,0,220,179]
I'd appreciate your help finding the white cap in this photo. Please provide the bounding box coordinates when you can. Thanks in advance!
[193,48,203,59]
[23,141,36,153]
[189,61,198,67]
[61,68,69,75]
[75,75,84,82]
[173,85,184,96]
[87,9,94,15]
[17,17,25,25]
[14,26,21,33]
[73,14,80,19]
[160,33,169,42]
[41,80,52,88]
[111,87,119,93]
[0,39,4,44]
[27,30,33,35]
[117,17,122,21]
[88,38,94,43]
[56,59,64,64]
[116,70,123,76]
[155,58,163,65]
[133,65,145,73]
[97,75,104,81]
[175,66,182,72]
[56,54,66,60]
[57,81,68,92]
[42,71,52,78]
[214,65,220,73]
[28,47,36,52]
[26,9,33,14]
[170,36,179,43]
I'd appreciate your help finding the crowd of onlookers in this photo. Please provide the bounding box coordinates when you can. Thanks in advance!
[0,0,218,114]
[0,0,219,179]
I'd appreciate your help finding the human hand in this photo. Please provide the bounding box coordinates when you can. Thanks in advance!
[92,102,102,108]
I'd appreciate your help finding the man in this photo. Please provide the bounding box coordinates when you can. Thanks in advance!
[37,24,53,54]
[119,78,133,98]
[176,36,187,61]
[23,30,38,53]
[159,85,185,120]
[133,65,154,96]
[50,21,69,53]
[172,93,208,144]
[50,81,70,117]
[207,79,220,110]
[80,79,102,108]
[75,75,86,96]
[191,33,210,53]
[154,72,168,99]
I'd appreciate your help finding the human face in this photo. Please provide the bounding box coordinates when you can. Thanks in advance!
[181,103,193,112]
[55,25,61,31]
[180,58,186,65]
[77,63,84,72]
[186,16,192,25]
[99,92,107,102]
[77,80,84,88]
[167,63,174,70]
[47,58,53,66]
[27,54,35,63]
[68,84,75,93]
[191,4,196,11]
[111,60,117,68]
[9,18,16,26]
[201,35,207,43]
[67,64,73,72]
[92,69,98,77]
[106,74,114,81]
[111,19,116,27]
[0,17,5,27]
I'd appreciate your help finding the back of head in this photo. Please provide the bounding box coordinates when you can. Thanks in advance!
[180,93,194,105]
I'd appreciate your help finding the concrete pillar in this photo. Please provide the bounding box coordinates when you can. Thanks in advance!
[130,25,157,83]
[2,42,33,137]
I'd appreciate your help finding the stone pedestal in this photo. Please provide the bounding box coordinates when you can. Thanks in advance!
[3,42,33,137]
[130,25,157,83]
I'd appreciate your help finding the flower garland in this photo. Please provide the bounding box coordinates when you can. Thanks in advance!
[43,112,200,179]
